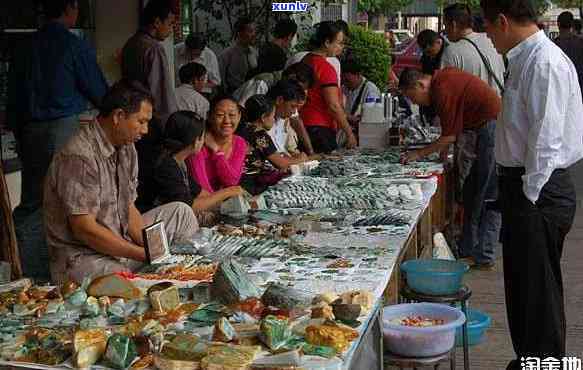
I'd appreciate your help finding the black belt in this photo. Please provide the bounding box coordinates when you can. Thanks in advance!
[496,166,569,178]
[496,165,525,177]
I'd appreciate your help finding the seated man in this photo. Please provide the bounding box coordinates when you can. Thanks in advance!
[44,80,199,284]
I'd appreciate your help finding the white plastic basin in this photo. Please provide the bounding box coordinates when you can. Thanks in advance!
[382,303,466,357]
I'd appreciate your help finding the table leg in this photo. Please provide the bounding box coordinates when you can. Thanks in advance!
[379,312,384,370]
[461,300,469,370]
[451,346,456,370]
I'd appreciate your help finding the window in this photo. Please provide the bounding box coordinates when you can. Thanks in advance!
[321,3,343,22]
[175,0,192,43]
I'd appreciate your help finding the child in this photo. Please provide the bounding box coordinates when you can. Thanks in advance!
[238,94,309,195]
[176,62,210,119]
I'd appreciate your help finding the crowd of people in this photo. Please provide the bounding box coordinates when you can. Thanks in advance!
[398,2,583,369]
[6,0,381,284]
[5,0,583,368]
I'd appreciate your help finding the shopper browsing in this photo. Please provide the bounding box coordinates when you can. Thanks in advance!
[121,0,179,211]
[399,68,501,166]
[7,0,108,281]
[299,21,357,153]
[341,60,381,129]
[175,33,221,96]
[441,3,506,270]
[480,0,583,367]
[175,62,210,119]
[219,17,258,94]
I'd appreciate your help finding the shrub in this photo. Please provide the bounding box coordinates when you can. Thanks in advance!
[291,24,390,90]
[344,25,390,91]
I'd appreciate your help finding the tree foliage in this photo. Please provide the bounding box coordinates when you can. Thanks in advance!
[435,0,550,15]
[292,24,391,88]
[193,0,319,47]
[551,0,583,8]
[357,0,414,15]
[345,25,391,89]
[551,0,583,17]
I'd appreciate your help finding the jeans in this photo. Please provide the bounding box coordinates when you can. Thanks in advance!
[458,121,502,264]
[13,116,80,281]
[499,169,575,365]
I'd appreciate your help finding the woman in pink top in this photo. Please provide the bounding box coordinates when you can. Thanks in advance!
[186,95,247,192]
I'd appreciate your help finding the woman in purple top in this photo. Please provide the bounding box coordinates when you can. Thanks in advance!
[186,95,247,192]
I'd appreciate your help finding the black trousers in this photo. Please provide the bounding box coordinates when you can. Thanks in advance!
[499,168,576,368]
[306,126,338,154]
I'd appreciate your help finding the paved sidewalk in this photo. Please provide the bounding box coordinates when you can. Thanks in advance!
[458,164,583,368]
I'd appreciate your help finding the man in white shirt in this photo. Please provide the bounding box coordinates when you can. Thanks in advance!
[266,80,308,160]
[441,3,506,270]
[481,0,583,367]
[341,60,381,128]
[175,62,210,119]
[175,33,221,95]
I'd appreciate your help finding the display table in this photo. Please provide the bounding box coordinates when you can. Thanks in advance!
[0,150,453,370]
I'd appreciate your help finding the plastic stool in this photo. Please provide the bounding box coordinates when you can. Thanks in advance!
[400,285,472,370]
[384,349,455,370]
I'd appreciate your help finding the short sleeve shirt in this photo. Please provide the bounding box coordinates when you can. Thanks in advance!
[153,156,202,207]
[239,122,278,175]
[44,121,139,259]
[300,53,339,130]
[175,84,210,119]
[431,68,501,137]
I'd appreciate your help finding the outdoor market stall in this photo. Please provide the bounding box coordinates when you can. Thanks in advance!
[0,149,452,370]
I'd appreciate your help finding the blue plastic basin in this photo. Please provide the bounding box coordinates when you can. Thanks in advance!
[401,259,469,295]
[455,309,491,346]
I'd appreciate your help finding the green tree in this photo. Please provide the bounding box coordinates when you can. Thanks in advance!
[551,0,583,18]
[345,25,391,89]
[193,0,320,47]
[435,0,550,14]
[358,0,414,15]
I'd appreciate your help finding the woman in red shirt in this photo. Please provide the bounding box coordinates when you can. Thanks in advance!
[301,21,357,153]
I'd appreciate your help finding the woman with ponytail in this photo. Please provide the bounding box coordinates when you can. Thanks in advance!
[152,111,243,225]
[238,94,308,195]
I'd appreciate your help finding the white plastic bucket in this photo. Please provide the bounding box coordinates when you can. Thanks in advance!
[382,303,466,357]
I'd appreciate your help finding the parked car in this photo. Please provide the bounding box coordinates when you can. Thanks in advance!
[390,29,414,45]
[391,38,422,78]
[373,29,414,48]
